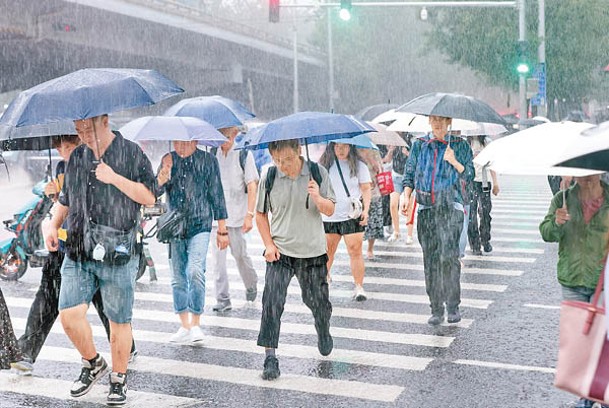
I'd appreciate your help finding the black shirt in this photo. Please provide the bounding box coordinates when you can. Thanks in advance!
[59,132,156,260]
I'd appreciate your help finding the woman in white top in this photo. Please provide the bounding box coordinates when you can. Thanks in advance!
[319,142,372,301]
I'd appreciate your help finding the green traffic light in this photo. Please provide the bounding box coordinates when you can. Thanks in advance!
[339,8,351,21]
[517,63,530,74]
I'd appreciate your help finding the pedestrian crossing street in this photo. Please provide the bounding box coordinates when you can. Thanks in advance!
[1,188,559,407]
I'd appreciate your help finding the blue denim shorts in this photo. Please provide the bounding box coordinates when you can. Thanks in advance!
[59,256,139,323]
[392,172,404,194]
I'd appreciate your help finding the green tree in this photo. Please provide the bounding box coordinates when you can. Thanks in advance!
[428,0,609,105]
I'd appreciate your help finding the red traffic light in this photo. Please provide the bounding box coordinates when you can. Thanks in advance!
[269,0,280,23]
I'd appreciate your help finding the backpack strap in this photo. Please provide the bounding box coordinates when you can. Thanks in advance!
[263,166,277,213]
[239,149,248,173]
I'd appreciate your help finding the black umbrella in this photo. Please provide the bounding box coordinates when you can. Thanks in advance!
[355,104,398,121]
[396,93,506,125]
[557,149,609,172]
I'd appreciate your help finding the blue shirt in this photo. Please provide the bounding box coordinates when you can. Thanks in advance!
[159,149,228,239]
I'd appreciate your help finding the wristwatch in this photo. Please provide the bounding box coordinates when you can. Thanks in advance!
[246,211,255,217]
[217,230,229,236]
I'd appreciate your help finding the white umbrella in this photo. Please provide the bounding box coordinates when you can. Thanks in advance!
[370,109,415,125]
[120,116,227,147]
[387,114,479,133]
[460,122,509,137]
[366,123,407,146]
[552,121,609,172]
[473,121,601,176]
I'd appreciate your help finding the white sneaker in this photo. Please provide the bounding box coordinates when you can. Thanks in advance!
[406,236,413,245]
[353,285,367,301]
[190,326,204,343]
[169,327,191,343]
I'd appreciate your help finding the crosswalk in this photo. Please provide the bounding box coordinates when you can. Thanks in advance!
[1,187,557,406]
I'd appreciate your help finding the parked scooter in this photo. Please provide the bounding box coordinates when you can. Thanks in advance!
[0,180,53,280]
[136,203,166,282]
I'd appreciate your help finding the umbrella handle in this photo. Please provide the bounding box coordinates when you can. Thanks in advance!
[305,140,312,209]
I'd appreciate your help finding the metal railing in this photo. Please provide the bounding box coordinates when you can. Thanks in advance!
[123,0,325,58]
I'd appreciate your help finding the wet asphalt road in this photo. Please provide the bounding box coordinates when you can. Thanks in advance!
[0,174,581,407]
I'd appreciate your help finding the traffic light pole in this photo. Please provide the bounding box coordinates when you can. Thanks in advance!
[537,0,546,117]
[327,7,335,113]
[518,0,526,125]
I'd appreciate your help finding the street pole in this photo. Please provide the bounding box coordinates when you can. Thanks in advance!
[518,0,527,124]
[327,7,335,112]
[538,0,546,117]
[293,24,299,113]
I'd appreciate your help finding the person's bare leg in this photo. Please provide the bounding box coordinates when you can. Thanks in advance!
[389,192,400,239]
[60,304,96,360]
[345,233,365,286]
[190,314,201,327]
[367,238,375,258]
[109,321,131,374]
[325,233,342,281]
[178,312,191,329]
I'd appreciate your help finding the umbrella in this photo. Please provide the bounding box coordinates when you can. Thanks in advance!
[370,109,412,125]
[0,68,184,127]
[553,121,609,172]
[164,95,255,129]
[396,92,506,125]
[366,123,407,146]
[331,134,379,150]
[119,116,227,147]
[0,121,75,151]
[473,121,600,176]
[355,104,398,121]
[236,111,375,151]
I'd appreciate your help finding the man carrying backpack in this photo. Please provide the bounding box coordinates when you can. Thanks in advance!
[400,115,474,326]
[255,139,336,380]
[210,127,259,312]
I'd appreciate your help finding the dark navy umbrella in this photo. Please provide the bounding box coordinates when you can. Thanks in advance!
[164,95,255,129]
[355,103,398,121]
[396,92,506,125]
[235,111,375,151]
[0,121,75,151]
[0,68,184,127]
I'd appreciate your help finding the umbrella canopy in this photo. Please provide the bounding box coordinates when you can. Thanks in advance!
[0,121,76,151]
[370,109,413,125]
[387,113,503,135]
[355,104,398,121]
[164,95,255,129]
[331,134,379,150]
[119,116,227,147]
[553,121,609,172]
[473,121,600,176]
[396,92,506,125]
[366,123,407,146]
[0,68,183,127]
[236,111,375,151]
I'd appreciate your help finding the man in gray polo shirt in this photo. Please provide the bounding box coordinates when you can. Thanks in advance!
[255,139,336,381]
[210,126,259,312]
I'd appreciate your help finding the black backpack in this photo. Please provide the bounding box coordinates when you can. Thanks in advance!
[210,147,255,193]
[263,161,322,212]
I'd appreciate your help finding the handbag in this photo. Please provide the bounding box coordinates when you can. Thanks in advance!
[554,259,609,404]
[376,171,394,196]
[335,160,363,220]
[156,209,186,243]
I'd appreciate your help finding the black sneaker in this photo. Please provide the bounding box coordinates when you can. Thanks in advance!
[483,242,493,253]
[70,354,109,397]
[262,356,280,380]
[318,331,333,356]
[447,309,462,324]
[246,287,257,302]
[427,315,443,326]
[107,372,127,406]
[472,248,482,256]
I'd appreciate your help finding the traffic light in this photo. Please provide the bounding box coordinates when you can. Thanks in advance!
[339,0,352,21]
[516,40,530,74]
[269,0,280,23]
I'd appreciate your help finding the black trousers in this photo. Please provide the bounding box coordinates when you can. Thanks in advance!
[257,254,332,349]
[468,181,493,251]
[417,206,463,316]
[0,288,22,369]
[18,251,135,362]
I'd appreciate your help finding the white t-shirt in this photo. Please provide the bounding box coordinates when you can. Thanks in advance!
[322,159,371,222]
[470,137,492,183]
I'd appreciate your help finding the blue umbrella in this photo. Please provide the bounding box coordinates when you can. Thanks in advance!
[119,116,227,147]
[331,134,379,150]
[0,68,184,127]
[235,111,375,151]
[164,95,255,129]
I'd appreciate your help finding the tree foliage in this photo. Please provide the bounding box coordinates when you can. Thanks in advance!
[428,0,609,103]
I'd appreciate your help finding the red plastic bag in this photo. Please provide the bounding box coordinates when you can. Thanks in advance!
[376,171,394,196]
